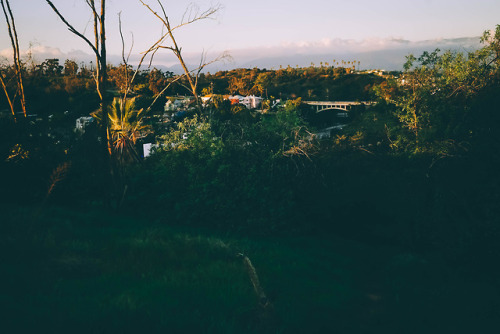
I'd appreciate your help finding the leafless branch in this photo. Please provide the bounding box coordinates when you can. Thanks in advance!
[85,0,101,24]
[45,0,100,59]
[144,74,185,113]
[195,50,232,73]
[1,0,26,118]
[127,33,134,63]
[178,2,221,32]
[118,12,131,100]
[139,0,226,105]
[358,147,375,155]
[91,1,100,63]
[118,13,126,63]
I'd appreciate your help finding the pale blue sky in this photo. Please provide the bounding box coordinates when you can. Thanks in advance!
[1,0,499,69]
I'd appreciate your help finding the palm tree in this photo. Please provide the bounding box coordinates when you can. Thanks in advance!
[90,96,150,204]
[91,96,150,163]
[108,97,150,163]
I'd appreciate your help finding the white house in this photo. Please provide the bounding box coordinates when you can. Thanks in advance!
[143,143,160,158]
[75,116,94,134]
[242,95,263,109]
[228,95,263,109]
[164,97,192,112]
[201,94,213,105]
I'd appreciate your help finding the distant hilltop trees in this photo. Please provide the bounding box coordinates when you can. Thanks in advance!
[0,59,385,119]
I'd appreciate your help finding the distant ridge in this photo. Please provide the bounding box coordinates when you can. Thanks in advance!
[4,36,481,73]
[201,36,482,72]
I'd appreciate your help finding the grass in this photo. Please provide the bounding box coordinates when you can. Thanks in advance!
[1,205,499,333]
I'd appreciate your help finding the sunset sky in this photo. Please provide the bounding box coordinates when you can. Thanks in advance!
[1,0,499,70]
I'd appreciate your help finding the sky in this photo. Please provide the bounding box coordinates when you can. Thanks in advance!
[1,0,500,70]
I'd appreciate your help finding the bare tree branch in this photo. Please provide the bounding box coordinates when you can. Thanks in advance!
[139,0,226,105]
[118,11,130,99]
[127,32,134,64]
[144,74,185,114]
[1,0,27,118]
[45,0,100,59]
[176,2,221,33]
[85,0,101,24]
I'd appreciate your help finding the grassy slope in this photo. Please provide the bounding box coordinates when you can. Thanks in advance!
[1,205,499,333]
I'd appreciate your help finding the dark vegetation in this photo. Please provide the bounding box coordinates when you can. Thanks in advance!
[1,26,500,333]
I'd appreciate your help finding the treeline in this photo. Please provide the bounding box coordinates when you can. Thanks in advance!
[0,59,383,120]
[0,59,176,119]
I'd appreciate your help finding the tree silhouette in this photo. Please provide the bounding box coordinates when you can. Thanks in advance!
[1,0,27,120]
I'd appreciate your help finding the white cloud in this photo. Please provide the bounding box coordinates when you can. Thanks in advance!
[273,35,480,55]
[0,35,482,72]
[1,45,82,64]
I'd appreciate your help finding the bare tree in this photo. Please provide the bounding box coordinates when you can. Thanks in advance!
[139,0,230,106]
[116,12,188,114]
[45,0,108,136]
[1,0,27,120]
[45,0,112,199]
[111,0,230,150]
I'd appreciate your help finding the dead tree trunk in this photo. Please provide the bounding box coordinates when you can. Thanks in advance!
[46,0,112,203]
[1,0,27,119]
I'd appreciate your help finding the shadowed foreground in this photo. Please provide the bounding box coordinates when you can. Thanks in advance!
[1,206,498,333]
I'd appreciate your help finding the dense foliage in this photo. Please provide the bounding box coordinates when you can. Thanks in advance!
[2,26,500,244]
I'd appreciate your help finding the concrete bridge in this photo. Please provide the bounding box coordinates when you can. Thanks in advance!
[303,101,375,113]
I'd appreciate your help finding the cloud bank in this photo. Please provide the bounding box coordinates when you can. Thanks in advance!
[210,36,482,71]
[1,36,482,72]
